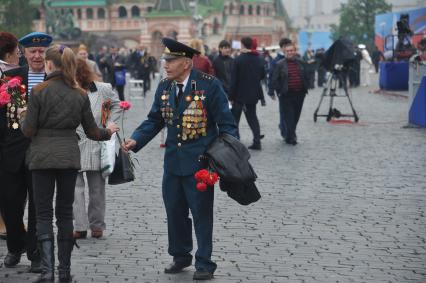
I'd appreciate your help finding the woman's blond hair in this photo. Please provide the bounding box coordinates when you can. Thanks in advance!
[45,44,78,89]
[189,39,205,56]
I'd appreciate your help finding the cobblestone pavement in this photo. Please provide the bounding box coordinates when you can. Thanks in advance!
[1,74,425,283]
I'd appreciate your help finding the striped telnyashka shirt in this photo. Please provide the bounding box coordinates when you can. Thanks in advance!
[28,71,45,93]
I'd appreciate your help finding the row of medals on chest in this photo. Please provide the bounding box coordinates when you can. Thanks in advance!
[160,91,207,141]
[6,103,22,129]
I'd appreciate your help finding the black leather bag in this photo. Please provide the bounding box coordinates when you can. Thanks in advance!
[108,134,135,185]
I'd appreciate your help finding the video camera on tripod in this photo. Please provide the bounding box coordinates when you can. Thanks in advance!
[313,38,359,122]
[395,14,416,60]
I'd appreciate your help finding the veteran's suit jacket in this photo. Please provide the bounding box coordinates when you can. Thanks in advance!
[0,66,33,173]
[131,69,238,176]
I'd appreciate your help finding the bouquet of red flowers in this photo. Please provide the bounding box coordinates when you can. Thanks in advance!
[0,76,26,107]
[194,169,219,192]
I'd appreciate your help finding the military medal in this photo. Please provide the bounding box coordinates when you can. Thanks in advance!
[12,122,19,129]
[185,95,192,102]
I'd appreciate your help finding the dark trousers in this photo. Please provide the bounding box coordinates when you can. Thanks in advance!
[281,92,306,140]
[317,68,327,87]
[162,173,217,273]
[115,85,125,101]
[0,165,37,260]
[32,169,77,238]
[278,95,288,138]
[231,102,261,145]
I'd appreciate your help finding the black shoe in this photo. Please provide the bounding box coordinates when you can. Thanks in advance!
[248,143,261,150]
[260,134,265,139]
[164,261,191,274]
[4,250,23,267]
[28,258,42,273]
[193,269,214,280]
[285,138,297,145]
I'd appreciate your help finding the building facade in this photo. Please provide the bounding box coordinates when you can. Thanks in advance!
[33,0,290,57]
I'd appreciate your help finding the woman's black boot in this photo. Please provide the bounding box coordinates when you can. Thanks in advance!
[57,236,74,282]
[33,234,54,283]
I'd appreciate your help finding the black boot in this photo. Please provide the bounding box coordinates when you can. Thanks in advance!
[28,248,42,273]
[33,234,54,283]
[57,236,74,282]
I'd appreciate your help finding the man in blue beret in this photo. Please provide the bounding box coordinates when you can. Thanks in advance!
[0,31,51,273]
[123,38,238,280]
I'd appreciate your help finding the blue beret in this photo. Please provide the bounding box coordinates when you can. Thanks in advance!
[19,32,52,48]
[162,37,200,60]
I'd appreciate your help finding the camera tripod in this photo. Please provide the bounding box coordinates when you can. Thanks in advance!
[313,71,359,122]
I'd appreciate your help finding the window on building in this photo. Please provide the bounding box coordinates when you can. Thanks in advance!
[229,3,233,14]
[256,5,261,15]
[248,5,253,15]
[147,6,153,13]
[98,8,105,19]
[87,8,93,19]
[34,9,41,20]
[239,4,244,15]
[131,6,140,18]
[77,8,82,19]
[118,6,127,18]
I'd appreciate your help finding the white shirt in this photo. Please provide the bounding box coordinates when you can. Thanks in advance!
[175,74,190,96]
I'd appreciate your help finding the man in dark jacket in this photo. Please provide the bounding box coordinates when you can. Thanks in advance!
[123,38,238,281]
[0,31,52,273]
[212,40,233,96]
[98,46,127,100]
[229,37,266,150]
[272,42,309,145]
[267,38,292,138]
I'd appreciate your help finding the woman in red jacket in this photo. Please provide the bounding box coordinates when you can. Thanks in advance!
[189,39,215,75]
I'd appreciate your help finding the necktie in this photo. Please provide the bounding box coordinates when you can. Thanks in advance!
[176,83,184,107]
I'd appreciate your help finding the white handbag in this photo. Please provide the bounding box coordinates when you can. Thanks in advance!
[100,132,117,178]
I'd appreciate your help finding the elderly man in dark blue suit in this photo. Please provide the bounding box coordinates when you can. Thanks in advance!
[229,37,266,150]
[123,38,237,280]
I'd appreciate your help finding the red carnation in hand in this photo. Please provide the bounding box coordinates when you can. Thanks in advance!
[196,182,208,192]
[205,172,218,186]
[194,169,219,192]
[195,169,209,181]
[119,100,132,110]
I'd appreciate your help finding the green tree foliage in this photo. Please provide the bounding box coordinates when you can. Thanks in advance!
[0,0,36,37]
[330,0,391,48]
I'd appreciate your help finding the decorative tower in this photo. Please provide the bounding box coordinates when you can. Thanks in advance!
[140,0,193,58]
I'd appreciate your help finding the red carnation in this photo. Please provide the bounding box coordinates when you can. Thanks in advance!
[119,100,132,110]
[8,77,22,88]
[195,169,209,182]
[205,172,219,186]
[196,182,208,192]
[19,84,26,94]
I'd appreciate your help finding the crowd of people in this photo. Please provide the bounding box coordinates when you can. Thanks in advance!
[2,27,413,282]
